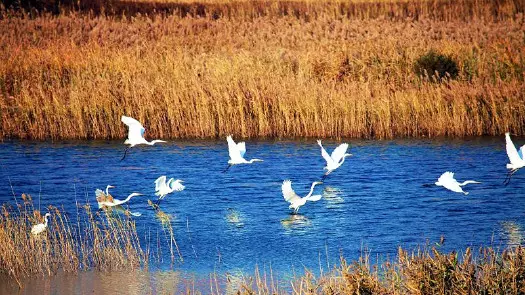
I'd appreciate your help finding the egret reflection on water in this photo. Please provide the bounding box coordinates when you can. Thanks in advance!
[226,208,244,228]
[280,214,312,231]
[501,221,524,247]
[322,187,345,206]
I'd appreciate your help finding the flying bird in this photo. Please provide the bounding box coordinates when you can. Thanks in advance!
[317,140,352,178]
[224,135,263,172]
[121,115,166,160]
[435,172,480,195]
[95,188,143,216]
[31,213,51,235]
[153,175,185,207]
[282,180,323,214]
[504,132,525,185]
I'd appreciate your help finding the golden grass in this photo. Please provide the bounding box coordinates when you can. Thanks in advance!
[0,0,524,140]
[0,194,159,286]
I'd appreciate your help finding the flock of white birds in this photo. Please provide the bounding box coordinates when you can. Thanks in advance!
[30,116,525,235]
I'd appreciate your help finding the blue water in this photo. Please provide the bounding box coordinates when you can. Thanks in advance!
[0,137,524,277]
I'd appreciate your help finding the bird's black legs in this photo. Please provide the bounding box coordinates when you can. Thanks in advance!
[222,165,232,173]
[321,174,328,181]
[504,169,517,186]
[120,147,130,161]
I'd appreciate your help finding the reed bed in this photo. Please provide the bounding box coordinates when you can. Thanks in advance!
[218,246,525,294]
[0,0,524,140]
[0,194,151,286]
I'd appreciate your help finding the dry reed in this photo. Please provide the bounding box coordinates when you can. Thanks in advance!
[0,194,148,286]
[0,0,524,140]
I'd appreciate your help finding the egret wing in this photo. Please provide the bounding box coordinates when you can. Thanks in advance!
[95,189,106,199]
[122,116,146,140]
[317,140,333,165]
[305,194,322,202]
[227,135,244,161]
[155,176,167,192]
[282,180,301,203]
[170,179,185,192]
[437,171,455,183]
[237,142,246,158]
[519,145,525,160]
[506,133,522,165]
[330,143,349,163]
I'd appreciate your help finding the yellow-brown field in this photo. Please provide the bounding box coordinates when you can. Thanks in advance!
[0,0,524,140]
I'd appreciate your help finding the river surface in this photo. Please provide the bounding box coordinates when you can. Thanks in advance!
[0,137,524,288]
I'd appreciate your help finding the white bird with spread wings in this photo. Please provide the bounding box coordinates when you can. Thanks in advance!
[121,115,166,160]
[224,135,263,172]
[435,172,480,195]
[95,188,143,216]
[504,132,525,185]
[317,140,352,177]
[282,180,323,214]
[154,175,185,201]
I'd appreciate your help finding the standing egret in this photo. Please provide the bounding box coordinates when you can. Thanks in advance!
[121,115,166,160]
[317,140,352,178]
[282,180,323,214]
[504,132,525,185]
[31,213,51,235]
[154,175,185,207]
[224,135,263,172]
[435,172,480,195]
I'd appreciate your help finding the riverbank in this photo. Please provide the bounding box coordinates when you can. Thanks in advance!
[1,0,524,140]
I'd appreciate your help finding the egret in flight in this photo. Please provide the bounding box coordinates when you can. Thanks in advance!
[95,188,143,216]
[154,175,185,207]
[224,135,263,172]
[282,180,323,214]
[435,172,480,195]
[121,115,166,160]
[31,213,51,235]
[504,132,525,185]
[317,140,352,178]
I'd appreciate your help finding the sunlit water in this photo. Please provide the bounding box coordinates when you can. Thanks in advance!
[1,137,524,291]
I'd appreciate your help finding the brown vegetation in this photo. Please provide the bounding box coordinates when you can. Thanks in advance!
[0,194,180,286]
[0,0,524,140]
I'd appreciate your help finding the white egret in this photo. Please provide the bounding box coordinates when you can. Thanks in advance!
[317,140,352,178]
[95,188,143,216]
[105,185,114,196]
[435,172,480,195]
[154,175,185,207]
[224,135,263,172]
[121,115,166,160]
[504,132,525,185]
[282,180,323,213]
[31,213,51,235]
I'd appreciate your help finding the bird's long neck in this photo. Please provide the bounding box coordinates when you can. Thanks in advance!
[459,180,479,186]
[306,183,319,198]
[123,194,135,203]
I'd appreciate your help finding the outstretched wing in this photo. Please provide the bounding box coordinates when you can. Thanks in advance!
[95,189,106,199]
[227,135,244,161]
[437,171,455,183]
[305,194,322,202]
[506,133,522,165]
[169,179,185,192]
[282,180,301,203]
[122,116,146,140]
[330,143,349,163]
[237,142,246,158]
[519,145,525,160]
[155,176,167,192]
[317,140,333,165]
